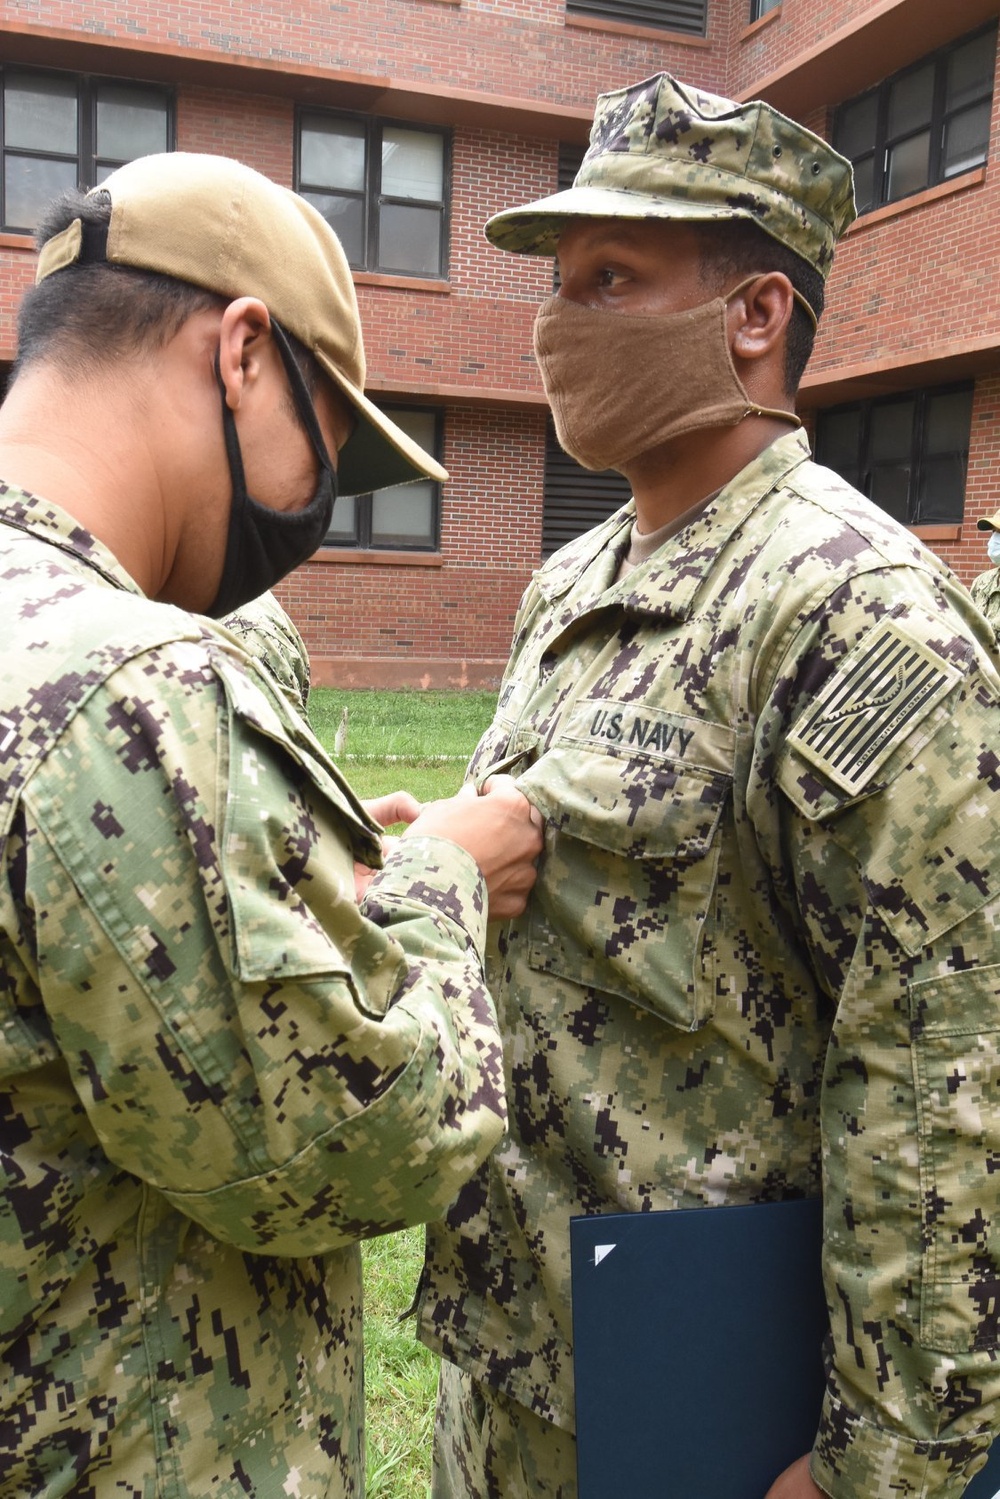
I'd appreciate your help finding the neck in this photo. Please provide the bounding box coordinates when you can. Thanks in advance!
[621,414,794,532]
[0,364,180,599]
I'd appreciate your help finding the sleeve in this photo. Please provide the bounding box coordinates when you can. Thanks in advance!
[970,569,1000,641]
[217,589,313,714]
[752,569,1000,1498]
[21,641,505,1257]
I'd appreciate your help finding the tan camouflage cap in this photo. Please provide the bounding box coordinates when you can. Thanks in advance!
[977,509,1000,531]
[34,152,447,495]
[486,73,856,279]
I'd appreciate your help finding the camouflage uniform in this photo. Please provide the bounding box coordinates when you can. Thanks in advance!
[418,430,1000,1498]
[220,590,313,714]
[971,567,1000,642]
[0,484,506,1497]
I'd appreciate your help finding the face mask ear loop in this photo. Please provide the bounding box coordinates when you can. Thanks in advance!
[213,347,249,596]
[725,273,819,333]
[215,357,250,488]
[723,274,808,429]
[269,320,336,485]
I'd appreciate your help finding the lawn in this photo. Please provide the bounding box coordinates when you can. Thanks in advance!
[308,686,497,1498]
[362,1227,438,1499]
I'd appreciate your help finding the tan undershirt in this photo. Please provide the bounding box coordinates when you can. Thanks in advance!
[616,492,718,580]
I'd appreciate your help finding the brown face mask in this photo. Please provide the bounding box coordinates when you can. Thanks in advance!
[532,280,804,474]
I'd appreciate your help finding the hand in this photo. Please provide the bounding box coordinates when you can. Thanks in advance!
[764,1454,826,1499]
[401,774,544,920]
[354,792,423,901]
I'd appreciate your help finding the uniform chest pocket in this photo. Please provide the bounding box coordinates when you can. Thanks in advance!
[518,744,731,1032]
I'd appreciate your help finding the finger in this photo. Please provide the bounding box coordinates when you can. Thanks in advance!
[478,772,517,798]
[363,791,423,828]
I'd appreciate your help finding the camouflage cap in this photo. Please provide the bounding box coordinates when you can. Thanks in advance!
[34,152,447,496]
[486,73,856,279]
[977,509,1000,532]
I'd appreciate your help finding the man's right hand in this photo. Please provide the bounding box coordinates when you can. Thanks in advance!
[402,774,544,920]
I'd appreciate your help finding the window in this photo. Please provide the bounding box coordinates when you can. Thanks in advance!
[1,68,172,232]
[832,24,997,214]
[750,0,781,19]
[324,407,443,550]
[542,419,632,558]
[297,111,449,278]
[565,0,706,37]
[814,384,974,526]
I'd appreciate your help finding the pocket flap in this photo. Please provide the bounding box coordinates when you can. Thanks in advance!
[519,744,730,860]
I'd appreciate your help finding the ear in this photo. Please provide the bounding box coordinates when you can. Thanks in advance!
[216,297,272,413]
[728,274,795,364]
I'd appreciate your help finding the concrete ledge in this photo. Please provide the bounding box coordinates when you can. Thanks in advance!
[310,655,506,691]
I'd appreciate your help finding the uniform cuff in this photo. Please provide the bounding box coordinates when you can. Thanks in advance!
[811,1384,992,1499]
[363,834,489,957]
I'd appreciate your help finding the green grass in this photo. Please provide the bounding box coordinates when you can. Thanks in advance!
[363,1228,437,1499]
[307,688,498,1496]
[310,687,497,763]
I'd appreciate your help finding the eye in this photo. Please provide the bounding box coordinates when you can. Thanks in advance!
[597,265,627,289]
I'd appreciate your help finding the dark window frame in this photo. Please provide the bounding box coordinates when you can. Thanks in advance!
[0,66,175,233]
[565,0,706,38]
[295,108,451,279]
[749,0,781,20]
[832,22,997,214]
[814,381,975,527]
[323,405,444,552]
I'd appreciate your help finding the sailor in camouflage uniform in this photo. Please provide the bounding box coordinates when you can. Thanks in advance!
[970,509,1000,641]
[0,154,543,1495]
[419,74,1000,1499]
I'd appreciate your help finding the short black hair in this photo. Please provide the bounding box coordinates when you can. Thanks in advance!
[13,188,319,393]
[692,220,825,394]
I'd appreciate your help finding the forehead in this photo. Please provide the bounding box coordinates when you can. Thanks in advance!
[555,217,704,262]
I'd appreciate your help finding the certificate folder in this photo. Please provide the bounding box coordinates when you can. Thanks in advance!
[571,1197,826,1498]
[571,1199,1000,1499]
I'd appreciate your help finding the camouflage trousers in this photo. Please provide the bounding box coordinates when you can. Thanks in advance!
[431,1359,577,1499]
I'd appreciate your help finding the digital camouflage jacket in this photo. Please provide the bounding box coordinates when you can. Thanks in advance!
[971,566,1000,643]
[418,430,1000,1498]
[0,484,506,1497]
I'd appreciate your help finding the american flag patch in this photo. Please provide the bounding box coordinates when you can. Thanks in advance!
[786,620,965,795]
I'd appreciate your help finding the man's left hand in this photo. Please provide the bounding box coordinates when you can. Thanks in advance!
[764,1454,826,1499]
[354,791,424,902]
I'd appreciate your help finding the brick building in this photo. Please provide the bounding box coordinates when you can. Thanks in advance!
[1,0,998,687]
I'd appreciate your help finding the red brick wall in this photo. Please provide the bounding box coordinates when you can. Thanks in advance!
[10,0,728,110]
[176,86,293,181]
[0,246,35,356]
[725,0,873,97]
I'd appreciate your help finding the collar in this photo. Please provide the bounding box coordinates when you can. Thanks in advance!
[534,430,813,624]
[0,481,144,596]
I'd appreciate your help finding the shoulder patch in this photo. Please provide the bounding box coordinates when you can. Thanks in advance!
[786,619,966,796]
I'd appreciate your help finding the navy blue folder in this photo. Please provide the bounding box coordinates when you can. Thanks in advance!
[570,1199,1000,1499]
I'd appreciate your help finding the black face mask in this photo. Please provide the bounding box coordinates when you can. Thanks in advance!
[207,320,337,618]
